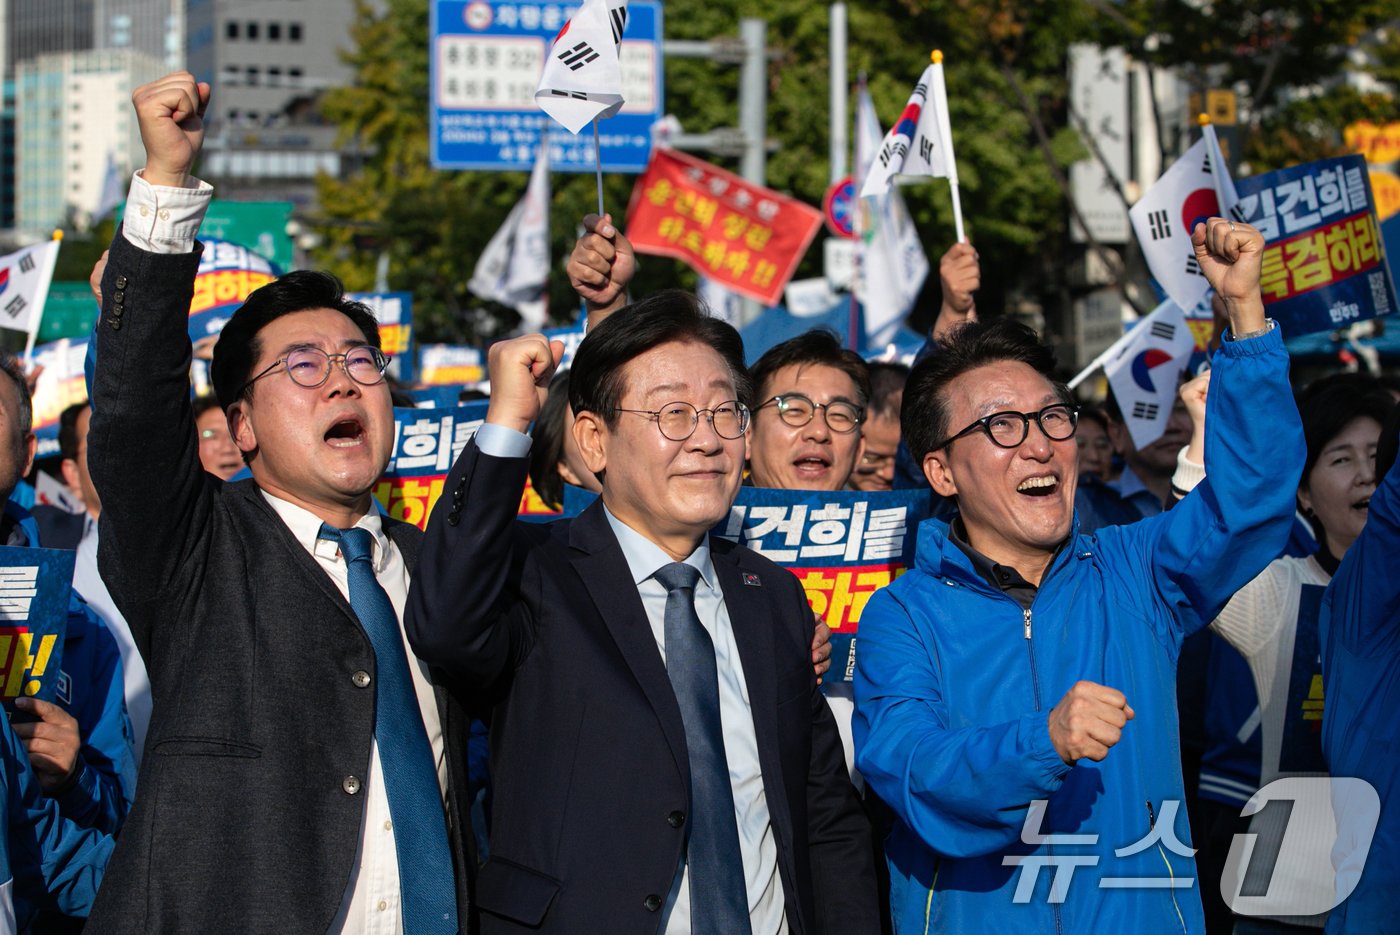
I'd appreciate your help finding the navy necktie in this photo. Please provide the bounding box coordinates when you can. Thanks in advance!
[320,524,458,935]
[653,562,752,935]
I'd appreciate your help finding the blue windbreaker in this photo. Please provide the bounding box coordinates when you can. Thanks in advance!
[854,327,1302,934]
[1319,418,1400,933]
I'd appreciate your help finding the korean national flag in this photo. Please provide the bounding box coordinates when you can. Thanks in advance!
[1103,300,1196,450]
[535,0,629,135]
[0,241,60,336]
[860,62,955,198]
[1129,128,1238,315]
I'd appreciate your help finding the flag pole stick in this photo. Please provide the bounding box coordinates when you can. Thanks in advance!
[592,119,605,216]
[931,50,966,243]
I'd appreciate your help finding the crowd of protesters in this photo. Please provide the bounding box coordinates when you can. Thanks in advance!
[0,71,1394,935]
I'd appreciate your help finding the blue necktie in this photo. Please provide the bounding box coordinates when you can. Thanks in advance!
[653,562,752,935]
[320,524,458,934]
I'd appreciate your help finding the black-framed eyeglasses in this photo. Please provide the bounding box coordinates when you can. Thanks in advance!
[756,394,864,434]
[237,345,390,398]
[611,400,750,441]
[933,404,1080,451]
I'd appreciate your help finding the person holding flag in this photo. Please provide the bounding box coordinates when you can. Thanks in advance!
[853,216,1302,934]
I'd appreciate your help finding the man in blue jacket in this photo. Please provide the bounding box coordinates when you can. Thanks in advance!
[853,218,1303,934]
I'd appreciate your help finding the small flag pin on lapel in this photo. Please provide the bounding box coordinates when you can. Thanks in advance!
[743,573,761,586]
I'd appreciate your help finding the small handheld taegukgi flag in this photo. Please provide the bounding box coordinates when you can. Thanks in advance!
[535,0,630,135]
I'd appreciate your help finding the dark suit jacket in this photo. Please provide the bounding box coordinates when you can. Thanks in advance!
[406,440,878,935]
[85,232,475,932]
[31,505,85,551]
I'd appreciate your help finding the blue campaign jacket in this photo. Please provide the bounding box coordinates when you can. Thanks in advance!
[853,327,1302,935]
[0,703,112,919]
[4,502,135,835]
[1319,424,1400,933]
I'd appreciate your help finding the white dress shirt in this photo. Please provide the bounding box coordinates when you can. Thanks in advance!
[604,508,789,935]
[262,492,447,935]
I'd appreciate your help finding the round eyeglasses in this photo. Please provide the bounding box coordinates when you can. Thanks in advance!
[611,400,750,441]
[934,404,1080,450]
[756,394,864,434]
[237,345,390,398]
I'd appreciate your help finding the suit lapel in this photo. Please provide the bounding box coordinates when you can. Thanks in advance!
[228,481,364,635]
[711,540,794,846]
[568,502,690,784]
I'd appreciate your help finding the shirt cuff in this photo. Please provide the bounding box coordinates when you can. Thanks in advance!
[475,422,532,459]
[121,171,213,254]
[1172,447,1206,497]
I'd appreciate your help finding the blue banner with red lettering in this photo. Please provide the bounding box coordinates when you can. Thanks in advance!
[1233,154,1397,336]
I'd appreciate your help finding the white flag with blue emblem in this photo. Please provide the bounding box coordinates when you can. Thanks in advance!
[535,0,629,135]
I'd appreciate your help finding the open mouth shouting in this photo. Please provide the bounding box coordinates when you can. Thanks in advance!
[792,449,834,482]
[324,416,367,449]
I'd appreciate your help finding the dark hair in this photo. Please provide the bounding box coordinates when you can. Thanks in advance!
[1376,401,1400,482]
[749,330,871,410]
[58,402,90,460]
[1298,377,1395,483]
[902,317,1067,464]
[529,372,571,511]
[867,361,910,421]
[210,270,380,409]
[1078,405,1110,434]
[568,290,751,428]
[0,353,32,437]
[192,393,222,420]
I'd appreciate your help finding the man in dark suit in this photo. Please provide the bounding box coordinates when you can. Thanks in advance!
[406,293,878,934]
[85,73,472,932]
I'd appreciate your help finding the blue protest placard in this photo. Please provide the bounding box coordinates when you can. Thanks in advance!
[429,0,664,172]
[0,546,72,710]
[351,292,416,383]
[1233,154,1398,336]
[558,485,933,695]
[374,403,491,530]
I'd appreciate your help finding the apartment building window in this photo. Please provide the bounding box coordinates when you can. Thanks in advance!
[288,67,303,87]
[267,67,282,87]
[268,23,282,41]
[248,22,260,40]
[246,66,260,86]
[226,21,239,39]
[289,23,303,41]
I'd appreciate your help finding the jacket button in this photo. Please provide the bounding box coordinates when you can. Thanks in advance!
[110,319,121,331]
[111,304,124,317]
[643,894,662,912]
[342,775,361,795]
[113,289,125,303]
[115,275,128,289]
[667,810,685,828]
[352,670,371,688]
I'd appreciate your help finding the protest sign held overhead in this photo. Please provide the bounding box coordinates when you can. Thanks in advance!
[626,147,823,306]
[1232,153,1397,336]
[535,0,629,135]
[351,291,416,383]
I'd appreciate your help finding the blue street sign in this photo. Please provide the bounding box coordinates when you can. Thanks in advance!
[429,0,664,173]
